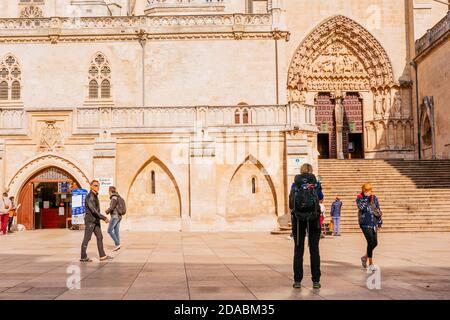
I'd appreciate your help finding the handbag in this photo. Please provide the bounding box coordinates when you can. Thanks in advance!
[370,197,382,218]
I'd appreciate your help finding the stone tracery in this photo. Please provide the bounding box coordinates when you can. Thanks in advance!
[287,15,413,156]
[287,15,395,97]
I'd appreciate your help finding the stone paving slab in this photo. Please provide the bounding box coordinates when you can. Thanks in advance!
[0,230,449,300]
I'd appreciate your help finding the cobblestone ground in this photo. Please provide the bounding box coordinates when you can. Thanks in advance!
[0,230,449,300]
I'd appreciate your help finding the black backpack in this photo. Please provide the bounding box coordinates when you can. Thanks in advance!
[291,180,319,221]
[115,195,127,216]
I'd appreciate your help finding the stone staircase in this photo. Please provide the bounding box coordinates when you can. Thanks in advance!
[318,159,450,233]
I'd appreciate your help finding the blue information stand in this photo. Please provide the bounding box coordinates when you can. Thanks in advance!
[71,189,88,225]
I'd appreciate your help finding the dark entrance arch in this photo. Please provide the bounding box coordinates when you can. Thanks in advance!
[17,167,80,230]
[315,92,364,159]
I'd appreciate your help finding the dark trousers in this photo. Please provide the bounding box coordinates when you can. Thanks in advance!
[81,222,106,259]
[292,216,321,283]
[8,217,13,232]
[361,227,378,258]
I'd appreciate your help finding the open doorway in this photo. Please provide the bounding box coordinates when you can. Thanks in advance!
[17,167,79,230]
[348,133,364,159]
[318,133,330,159]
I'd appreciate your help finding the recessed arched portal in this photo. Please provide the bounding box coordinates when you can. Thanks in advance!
[16,166,82,230]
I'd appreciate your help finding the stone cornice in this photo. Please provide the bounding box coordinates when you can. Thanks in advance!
[0,13,289,43]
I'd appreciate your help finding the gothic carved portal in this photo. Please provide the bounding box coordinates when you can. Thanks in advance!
[288,15,413,158]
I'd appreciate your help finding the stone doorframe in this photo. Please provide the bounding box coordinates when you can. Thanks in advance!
[7,152,91,199]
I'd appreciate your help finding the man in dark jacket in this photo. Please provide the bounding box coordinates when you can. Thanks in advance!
[80,180,112,262]
[330,197,343,236]
[106,186,122,252]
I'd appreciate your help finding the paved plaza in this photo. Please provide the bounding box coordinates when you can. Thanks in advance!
[0,230,449,300]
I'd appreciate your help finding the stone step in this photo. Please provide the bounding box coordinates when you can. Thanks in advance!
[318,159,450,233]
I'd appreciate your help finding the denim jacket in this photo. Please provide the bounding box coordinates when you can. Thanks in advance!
[356,193,383,229]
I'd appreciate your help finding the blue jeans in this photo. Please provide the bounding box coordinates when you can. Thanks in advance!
[333,217,341,235]
[107,217,121,246]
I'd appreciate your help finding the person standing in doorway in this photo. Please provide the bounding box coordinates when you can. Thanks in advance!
[0,191,11,236]
[80,180,113,262]
[357,183,383,272]
[7,196,17,233]
[289,163,322,290]
[331,197,343,236]
[106,186,125,252]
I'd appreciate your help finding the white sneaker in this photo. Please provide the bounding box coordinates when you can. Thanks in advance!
[368,264,378,272]
[113,245,121,252]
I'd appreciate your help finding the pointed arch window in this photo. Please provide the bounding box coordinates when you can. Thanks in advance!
[0,82,8,100]
[11,81,21,100]
[89,80,98,99]
[0,55,22,102]
[101,79,110,98]
[87,53,111,100]
[251,177,257,194]
[151,170,156,194]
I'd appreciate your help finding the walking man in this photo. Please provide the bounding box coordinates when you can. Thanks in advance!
[80,180,113,262]
[331,197,343,236]
[106,186,125,252]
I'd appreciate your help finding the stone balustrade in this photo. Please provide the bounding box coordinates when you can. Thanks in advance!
[74,104,316,133]
[416,11,450,55]
[0,104,317,134]
[146,0,226,12]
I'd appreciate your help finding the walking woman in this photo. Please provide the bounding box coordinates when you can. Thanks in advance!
[356,183,383,272]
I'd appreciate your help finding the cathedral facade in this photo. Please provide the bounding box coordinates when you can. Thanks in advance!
[0,0,447,231]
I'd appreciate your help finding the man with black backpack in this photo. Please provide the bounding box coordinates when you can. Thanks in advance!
[289,163,322,290]
[106,186,126,252]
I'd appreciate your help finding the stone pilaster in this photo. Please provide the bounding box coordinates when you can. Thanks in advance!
[93,131,117,208]
[188,129,217,231]
[0,139,5,192]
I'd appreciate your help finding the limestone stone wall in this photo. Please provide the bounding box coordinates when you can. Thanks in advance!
[0,39,276,108]
[417,38,450,159]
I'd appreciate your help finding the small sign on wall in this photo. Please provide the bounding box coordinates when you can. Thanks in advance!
[288,157,307,175]
[98,178,114,201]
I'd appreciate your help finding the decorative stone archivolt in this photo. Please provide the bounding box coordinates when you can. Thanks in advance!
[287,15,395,99]
[7,153,90,198]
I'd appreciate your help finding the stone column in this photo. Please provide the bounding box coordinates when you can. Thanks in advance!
[334,91,345,160]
